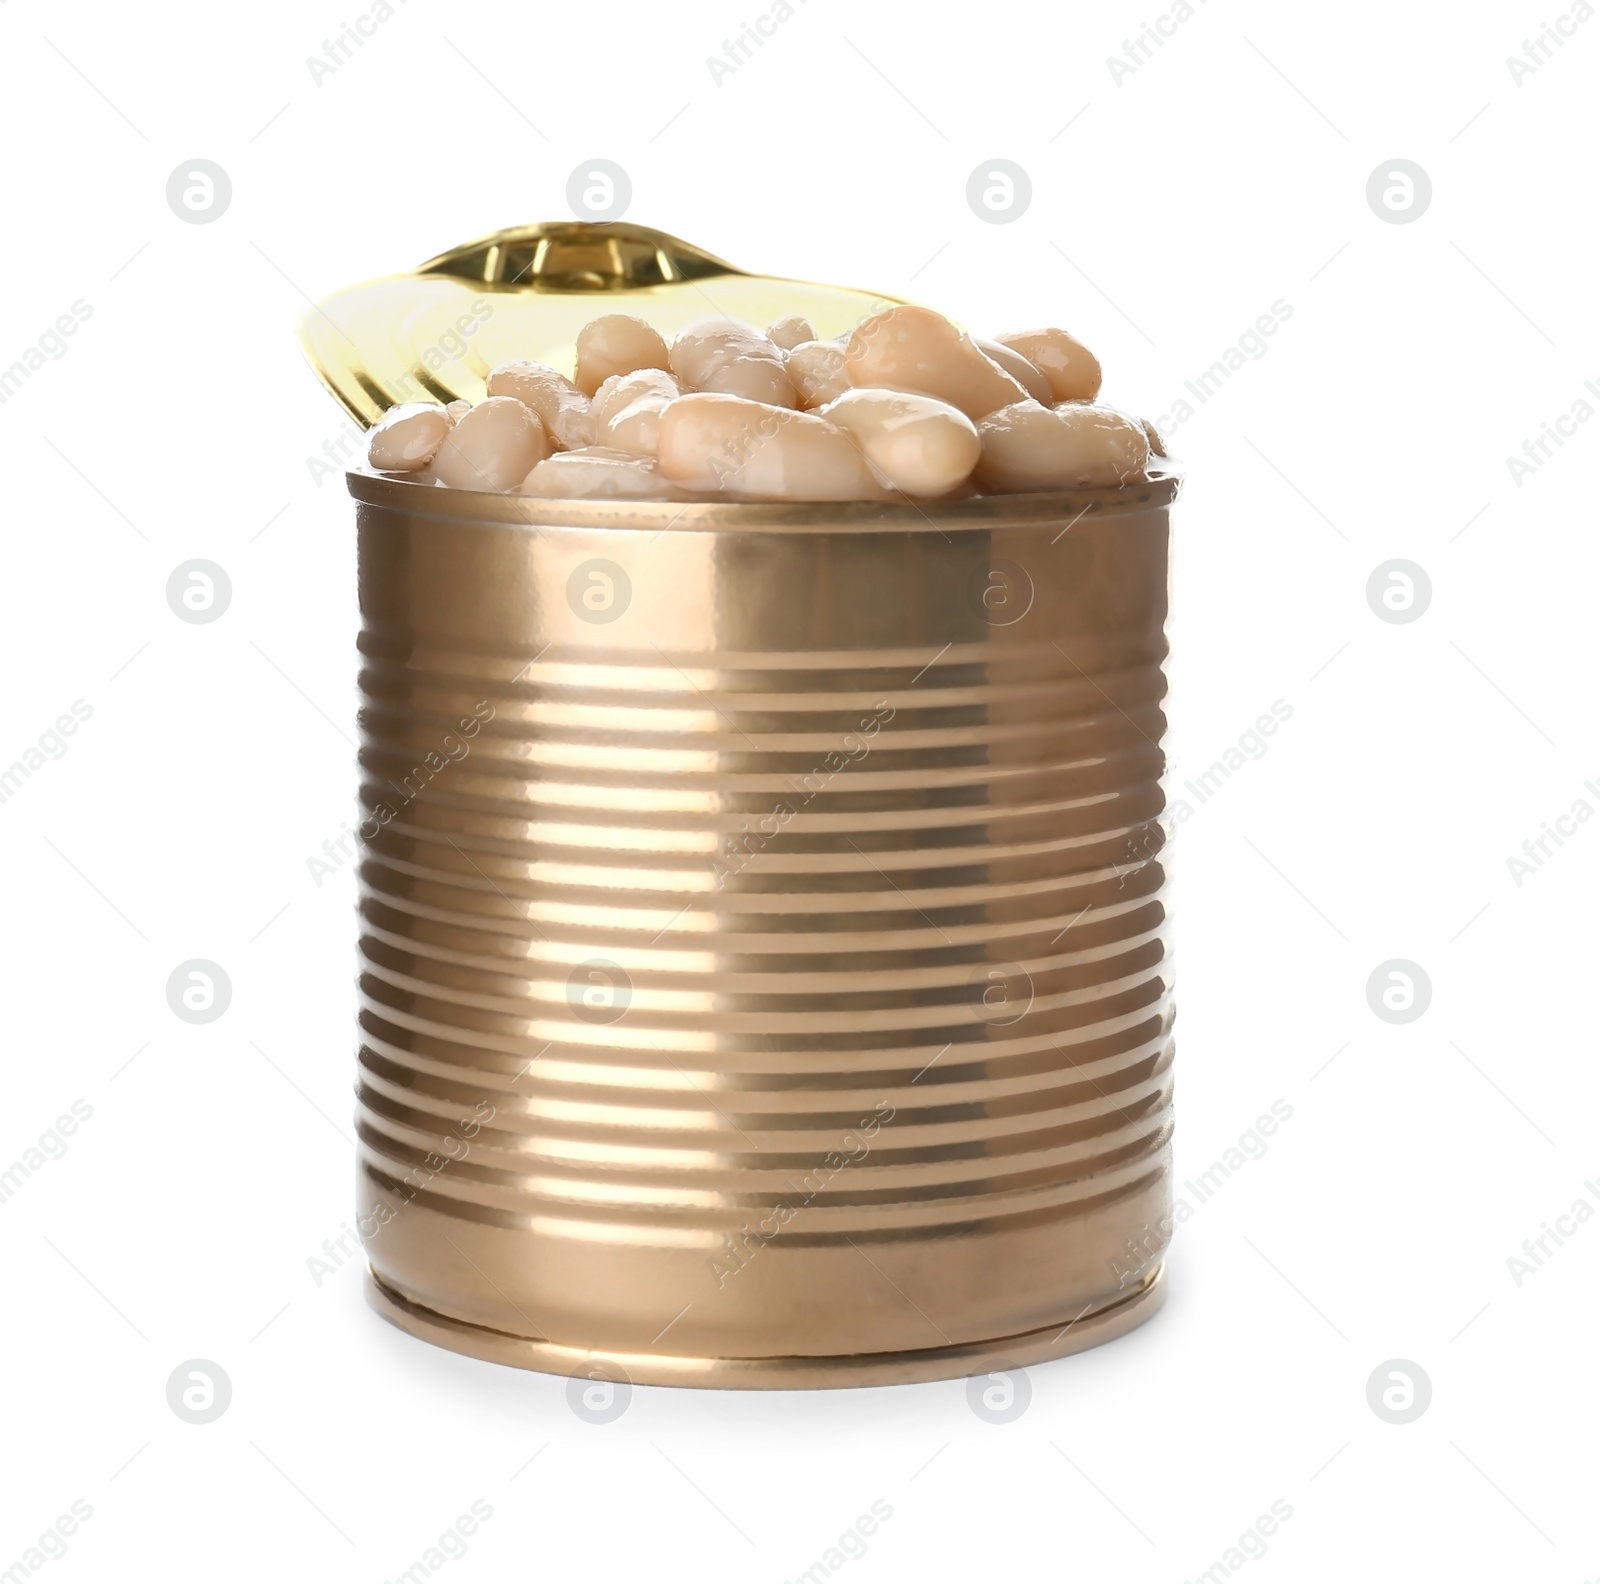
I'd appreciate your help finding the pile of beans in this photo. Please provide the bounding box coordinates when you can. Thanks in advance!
[365,305,1165,501]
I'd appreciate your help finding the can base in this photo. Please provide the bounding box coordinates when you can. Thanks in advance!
[365,1265,1165,1390]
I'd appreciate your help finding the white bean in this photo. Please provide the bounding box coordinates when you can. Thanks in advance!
[974,402,1148,491]
[976,338,1052,405]
[431,396,549,491]
[993,328,1102,403]
[574,314,671,396]
[657,393,883,500]
[819,389,980,498]
[519,448,676,499]
[845,305,1029,420]
[670,317,796,407]
[785,340,851,409]
[487,361,595,449]
[415,310,1156,498]
[590,368,681,456]
[368,402,451,471]
[767,314,815,351]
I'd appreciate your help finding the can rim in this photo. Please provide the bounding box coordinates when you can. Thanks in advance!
[345,463,1181,534]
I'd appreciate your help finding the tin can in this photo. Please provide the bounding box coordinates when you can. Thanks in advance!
[347,471,1177,1388]
[307,221,1179,1387]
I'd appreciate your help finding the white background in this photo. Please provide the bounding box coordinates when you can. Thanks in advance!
[1,0,1596,1579]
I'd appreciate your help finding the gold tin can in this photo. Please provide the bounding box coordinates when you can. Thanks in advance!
[311,223,1178,1387]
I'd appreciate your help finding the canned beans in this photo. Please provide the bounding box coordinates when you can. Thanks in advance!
[658,393,885,501]
[367,402,451,471]
[843,306,1029,420]
[575,314,672,397]
[993,328,1103,403]
[486,361,595,450]
[430,396,549,492]
[975,402,1148,492]
[591,367,681,456]
[519,447,678,498]
[819,389,981,499]
[785,340,852,410]
[767,314,816,351]
[669,317,797,407]
[977,337,1053,405]
[365,302,1166,500]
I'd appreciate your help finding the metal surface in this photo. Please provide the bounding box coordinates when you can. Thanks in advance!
[349,468,1178,1387]
[301,220,907,428]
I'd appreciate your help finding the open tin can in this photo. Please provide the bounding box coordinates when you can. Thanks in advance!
[305,223,1178,1387]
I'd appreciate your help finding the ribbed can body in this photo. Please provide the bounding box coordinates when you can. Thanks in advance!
[349,472,1177,1386]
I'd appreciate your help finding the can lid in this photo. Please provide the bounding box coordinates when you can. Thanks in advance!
[301,220,906,428]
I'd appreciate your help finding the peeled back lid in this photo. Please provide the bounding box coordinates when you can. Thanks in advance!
[300,220,907,429]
